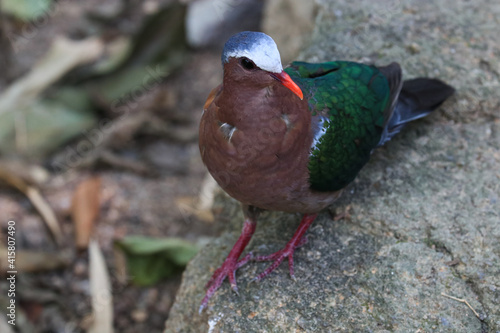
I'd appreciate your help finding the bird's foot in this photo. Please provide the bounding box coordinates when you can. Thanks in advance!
[198,209,259,314]
[252,213,318,282]
[252,241,300,282]
[199,252,252,313]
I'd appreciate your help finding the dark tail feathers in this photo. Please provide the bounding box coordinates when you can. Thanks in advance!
[378,78,455,146]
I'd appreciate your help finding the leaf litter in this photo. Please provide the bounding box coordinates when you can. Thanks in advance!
[0,0,259,332]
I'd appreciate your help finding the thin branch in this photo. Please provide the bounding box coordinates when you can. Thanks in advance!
[441,292,481,319]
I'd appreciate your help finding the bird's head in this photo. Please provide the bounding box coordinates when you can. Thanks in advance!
[221,31,303,100]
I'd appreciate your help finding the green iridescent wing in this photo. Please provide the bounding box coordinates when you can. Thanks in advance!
[285,61,394,191]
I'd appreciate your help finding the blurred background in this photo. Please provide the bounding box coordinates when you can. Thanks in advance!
[0,0,316,332]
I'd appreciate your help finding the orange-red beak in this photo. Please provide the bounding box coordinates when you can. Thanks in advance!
[271,71,303,100]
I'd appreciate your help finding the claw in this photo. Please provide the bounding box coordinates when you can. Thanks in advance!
[201,255,246,312]
[231,284,239,295]
[249,276,260,284]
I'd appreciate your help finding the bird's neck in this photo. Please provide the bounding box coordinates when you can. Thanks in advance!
[214,75,313,162]
[218,72,305,135]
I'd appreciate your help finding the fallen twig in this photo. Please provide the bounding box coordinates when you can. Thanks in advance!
[441,292,481,319]
[88,240,113,333]
[0,164,63,246]
[25,186,64,247]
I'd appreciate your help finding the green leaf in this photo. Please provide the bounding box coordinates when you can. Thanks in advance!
[85,2,188,104]
[0,90,97,158]
[2,0,52,21]
[0,37,103,159]
[90,37,132,76]
[115,236,198,286]
[91,65,168,103]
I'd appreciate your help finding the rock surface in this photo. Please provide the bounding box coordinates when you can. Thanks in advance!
[262,0,317,64]
[166,0,500,332]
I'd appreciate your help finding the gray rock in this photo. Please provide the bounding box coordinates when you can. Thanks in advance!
[166,0,500,332]
[262,0,317,64]
[302,0,500,123]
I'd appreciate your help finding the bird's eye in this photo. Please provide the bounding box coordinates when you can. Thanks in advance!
[240,58,256,70]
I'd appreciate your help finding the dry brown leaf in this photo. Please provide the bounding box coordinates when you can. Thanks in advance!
[0,163,63,246]
[71,177,101,250]
[0,248,71,273]
[25,187,64,245]
[0,161,30,191]
[88,239,113,333]
[0,160,49,186]
[175,196,214,223]
[173,173,219,223]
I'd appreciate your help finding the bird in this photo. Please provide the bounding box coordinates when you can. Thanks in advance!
[198,31,454,312]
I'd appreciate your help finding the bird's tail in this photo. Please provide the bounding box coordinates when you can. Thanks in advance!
[378,78,455,146]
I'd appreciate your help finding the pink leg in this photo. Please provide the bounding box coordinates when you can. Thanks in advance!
[253,213,318,282]
[199,206,259,313]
